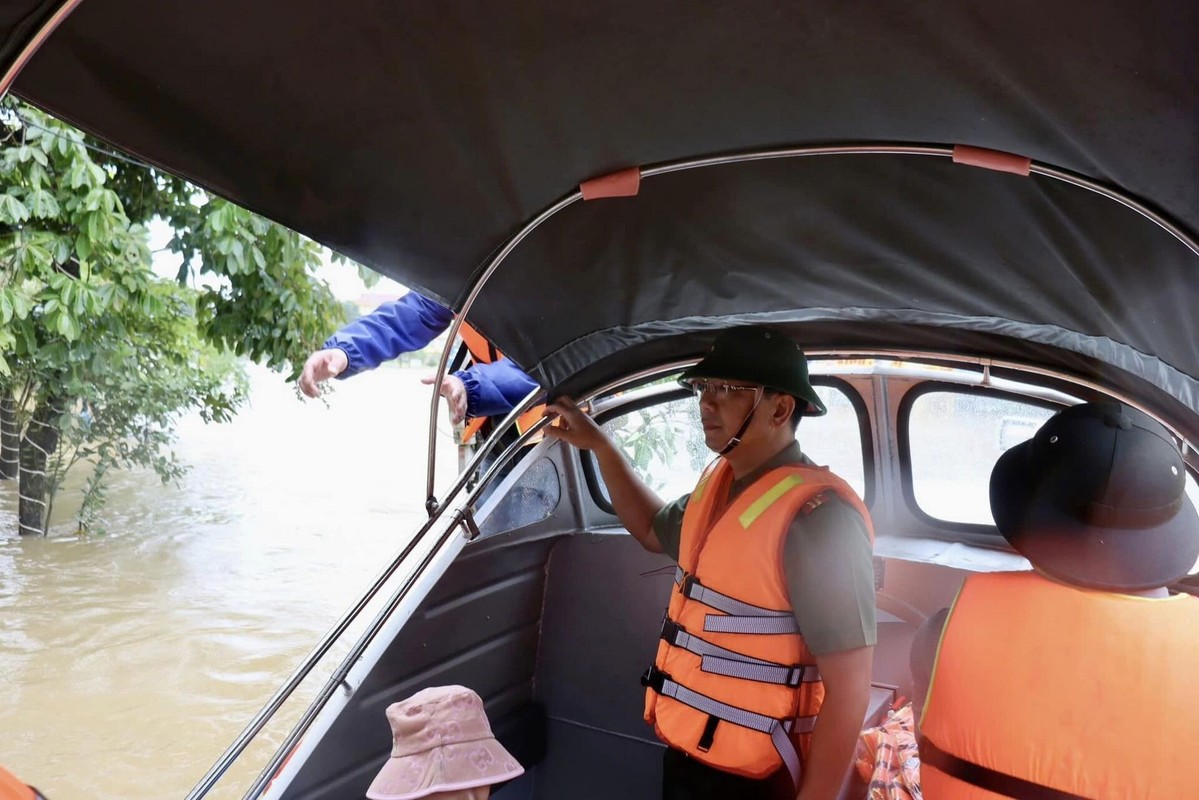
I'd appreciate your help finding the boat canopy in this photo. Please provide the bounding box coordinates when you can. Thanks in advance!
[5,1,1198,434]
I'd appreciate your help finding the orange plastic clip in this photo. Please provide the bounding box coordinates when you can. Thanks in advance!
[580,167,641,200]
[952,145,1031,176]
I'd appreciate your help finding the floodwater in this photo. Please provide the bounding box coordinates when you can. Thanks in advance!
[0,364,459,799]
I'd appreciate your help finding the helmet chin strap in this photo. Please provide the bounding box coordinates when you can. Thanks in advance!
[718,388,765,456]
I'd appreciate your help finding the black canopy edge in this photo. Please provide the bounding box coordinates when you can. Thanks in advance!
[541,309,1199,444]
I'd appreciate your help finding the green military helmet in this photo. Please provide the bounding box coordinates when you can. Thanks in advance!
[679,326,827,416]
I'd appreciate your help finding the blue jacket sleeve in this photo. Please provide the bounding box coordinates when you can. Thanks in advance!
[453,358,541,419]
[323,293,455,377]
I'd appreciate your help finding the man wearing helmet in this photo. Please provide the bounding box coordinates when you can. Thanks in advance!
[547,325,876,800]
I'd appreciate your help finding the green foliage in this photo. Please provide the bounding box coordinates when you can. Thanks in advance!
[611,403,691,492]
[166,197,346,378]
[0,97,348,533]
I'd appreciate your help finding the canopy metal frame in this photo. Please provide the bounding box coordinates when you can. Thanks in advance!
[423,143,1199,512]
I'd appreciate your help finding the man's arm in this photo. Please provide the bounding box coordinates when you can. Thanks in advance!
[784,498,877,799]
[799,645,874,800]
[454,358,541,419]
[323,293,454,378]
[544,397,664,553]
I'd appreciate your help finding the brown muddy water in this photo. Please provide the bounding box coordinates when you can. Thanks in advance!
[0,365,459,799]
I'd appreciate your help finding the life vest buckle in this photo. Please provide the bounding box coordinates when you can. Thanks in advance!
[785,665,806,687]
[660,617,685,646]
[641,666,671,694]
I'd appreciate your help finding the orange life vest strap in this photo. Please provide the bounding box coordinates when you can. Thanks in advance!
[919,736,1090,800]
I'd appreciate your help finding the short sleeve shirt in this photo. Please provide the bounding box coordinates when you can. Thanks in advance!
[652,442,877,656]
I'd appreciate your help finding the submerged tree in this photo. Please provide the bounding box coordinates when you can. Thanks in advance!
[0,98,346,535]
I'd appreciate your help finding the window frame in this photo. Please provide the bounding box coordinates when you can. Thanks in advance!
[897,381,1063,535]
[582,376,873,513]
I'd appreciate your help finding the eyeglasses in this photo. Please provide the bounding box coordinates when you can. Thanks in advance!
[685,379,761,400]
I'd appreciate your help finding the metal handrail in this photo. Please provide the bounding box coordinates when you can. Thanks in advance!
[241,392,550,798]
[185,388,542,799]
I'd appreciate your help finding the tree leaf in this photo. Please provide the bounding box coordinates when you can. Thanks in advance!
[0,193,29,224]
[26,188,60,219]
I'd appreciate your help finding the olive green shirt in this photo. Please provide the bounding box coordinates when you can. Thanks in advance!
[652,442,877,655]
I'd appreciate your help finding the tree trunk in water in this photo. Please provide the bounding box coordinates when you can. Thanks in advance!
[18,400,61,536]
[0,391,17,480]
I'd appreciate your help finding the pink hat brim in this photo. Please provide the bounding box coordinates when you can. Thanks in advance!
[366,739,524,800]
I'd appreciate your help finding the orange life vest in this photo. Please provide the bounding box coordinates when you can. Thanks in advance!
[0,766,40,800]
[643,457,873,787]
[455,322,544,446]
[921,570,1199,799]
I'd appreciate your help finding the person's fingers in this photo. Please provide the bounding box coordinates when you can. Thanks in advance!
[420,375,436,385]
[299,359,319,397]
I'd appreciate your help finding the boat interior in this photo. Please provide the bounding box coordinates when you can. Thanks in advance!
[263,357,1199,800]
[2,4,1194,799]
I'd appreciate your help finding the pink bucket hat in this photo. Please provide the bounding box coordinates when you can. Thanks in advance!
[366,685,524,800]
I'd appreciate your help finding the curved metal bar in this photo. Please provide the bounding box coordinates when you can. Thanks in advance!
[424,194,582,510]
[423,143,1199,511]
[638,143,951,178]
[0,0,84,98]
[1029,163,1199,258]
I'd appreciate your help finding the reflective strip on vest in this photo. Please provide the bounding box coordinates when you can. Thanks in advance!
[691,462,720,504]
[739,473,805,528]
[704,614,802,635]
[700,654,818,686]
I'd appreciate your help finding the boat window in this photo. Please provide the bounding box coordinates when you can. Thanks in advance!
[588,382,869,512]
[477,457,561,537]
[903,388,1057,526]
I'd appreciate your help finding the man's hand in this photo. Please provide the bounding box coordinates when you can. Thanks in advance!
[543,396,606,451]
[299,348,349,397]
[422,374,468,425]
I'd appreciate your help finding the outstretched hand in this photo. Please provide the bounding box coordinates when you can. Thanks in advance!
[543,396,607,451]
[299,348,349,398]
[422,374,468,425]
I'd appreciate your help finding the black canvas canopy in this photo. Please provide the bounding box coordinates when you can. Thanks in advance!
[5,1,1198,435]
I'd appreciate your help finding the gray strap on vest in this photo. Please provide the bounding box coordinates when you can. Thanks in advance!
[654,673,811,788]
[704,614,802,635]
[674,567,794,619]
[701,654,820,686]
[664,619,820,686]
